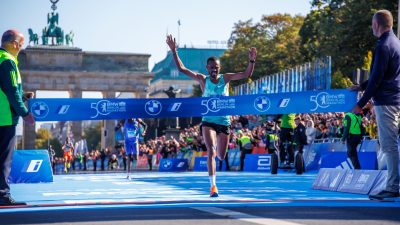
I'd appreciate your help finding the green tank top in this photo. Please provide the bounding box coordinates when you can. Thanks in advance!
[202,75,230,126]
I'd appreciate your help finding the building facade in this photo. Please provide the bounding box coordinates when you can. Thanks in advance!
[149,47,225,98]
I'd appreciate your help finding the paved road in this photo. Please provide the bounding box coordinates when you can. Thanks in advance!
[2,206,400,225]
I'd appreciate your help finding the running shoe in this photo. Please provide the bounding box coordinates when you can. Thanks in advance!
[0,196,27,206]
[369,190,399,200]
[126,175,131,180]
[210,185,219,197]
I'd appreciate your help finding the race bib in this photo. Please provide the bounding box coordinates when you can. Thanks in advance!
[127,130,137,139]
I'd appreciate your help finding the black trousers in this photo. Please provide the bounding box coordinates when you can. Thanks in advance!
[148,156,153,170]
[83,156,87,171]
[122,156,127,170]
[296,144,304,154]
[346,135,361,169]
[240,149,253,171]
[100,157,105,170]
[279,128,294,164]
[0,125,16,197]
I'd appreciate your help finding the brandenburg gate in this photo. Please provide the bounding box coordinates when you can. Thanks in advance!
[19,0,154,149]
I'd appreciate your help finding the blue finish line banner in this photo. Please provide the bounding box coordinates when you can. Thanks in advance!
[29,89,357,121]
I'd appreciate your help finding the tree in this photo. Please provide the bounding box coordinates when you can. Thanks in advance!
[300,0,398,78]
[331,70,353,88]
[35,128,51,149]
[221,14,305,87]
[191,84,202,97]
[83,122,101,150]
[49,137,63,157]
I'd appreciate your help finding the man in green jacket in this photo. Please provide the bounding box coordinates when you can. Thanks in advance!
[0,29,35,206]
[341,112,364,169]
[278,114,295,166]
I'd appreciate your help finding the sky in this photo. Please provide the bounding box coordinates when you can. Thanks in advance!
[0,0,312,70]
[1,0,312,132]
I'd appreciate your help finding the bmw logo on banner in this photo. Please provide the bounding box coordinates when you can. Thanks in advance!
[31,101,50,119]
[254,96,270,112]
[145,100,162,116]
[161,159,173,170]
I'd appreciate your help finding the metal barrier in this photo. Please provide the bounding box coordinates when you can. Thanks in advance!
[234,56,331,95]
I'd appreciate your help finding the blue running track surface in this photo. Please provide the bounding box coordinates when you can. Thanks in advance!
[1,171,399,213]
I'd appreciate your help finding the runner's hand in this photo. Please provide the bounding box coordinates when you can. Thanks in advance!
[249,47,257,61]
[351,104,363,114]
[166,35,177,51]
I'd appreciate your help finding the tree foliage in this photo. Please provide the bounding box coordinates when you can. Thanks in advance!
[331,70,353,88]
[219,1,397,91]
[191,84,202,97]
[195,1,397,95]
[83,122,101,150]
[300,0,397,78]
[221,14,305,87]
[35,128,51,149]
[49,138,63,157]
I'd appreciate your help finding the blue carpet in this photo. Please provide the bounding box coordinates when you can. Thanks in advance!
[2,170,399,212]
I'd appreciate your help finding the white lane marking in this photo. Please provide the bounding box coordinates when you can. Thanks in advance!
[192,207,303,225]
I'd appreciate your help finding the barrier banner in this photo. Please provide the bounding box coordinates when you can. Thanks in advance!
[312,168,347,191]
[313,169,392,195]
[320,152,377,170]
[358,139,379,152]
[228,150,240,167]
[9,150,53,183]
[193,150,241,171]
[193,157,208,172]
[29,89,356,121]
[336,170,381,194]
[192,156,231,171]
[369,170,387,195]
[304,140,380,171]
[190,151,205,169]
[243,154,271,172]
[159,158,188,172]
[304,143,332,171]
